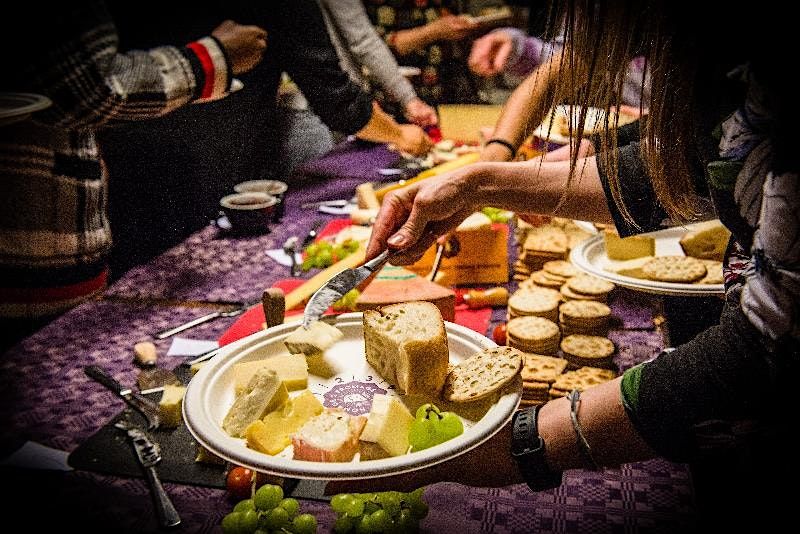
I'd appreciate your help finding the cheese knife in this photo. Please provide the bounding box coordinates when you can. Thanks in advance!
[115,420,181,528]
[84,365,160,430]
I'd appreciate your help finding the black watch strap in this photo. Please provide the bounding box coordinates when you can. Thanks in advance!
[511,406,563,492]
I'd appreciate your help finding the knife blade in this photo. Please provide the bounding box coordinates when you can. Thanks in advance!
[302,248,397,328]
[84,365,160,429]
[115,421,181,528]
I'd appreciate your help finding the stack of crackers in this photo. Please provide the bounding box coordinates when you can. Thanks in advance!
[558,300,612,337]
[520,354,617,406]
[507,286,561,322]
[506,316,561,355]
[560,334,616,369]
[560,274,615,302]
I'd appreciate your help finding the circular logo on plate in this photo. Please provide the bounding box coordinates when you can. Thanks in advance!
[323,381,387,415]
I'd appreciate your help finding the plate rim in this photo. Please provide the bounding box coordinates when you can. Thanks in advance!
[569,226,725,296]
[0,92,52,121]
[183,312,520,479]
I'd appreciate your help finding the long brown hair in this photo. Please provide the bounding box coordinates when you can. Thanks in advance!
[548,0,704,226]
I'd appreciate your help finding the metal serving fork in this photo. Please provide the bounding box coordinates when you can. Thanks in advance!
[115,420,180,528]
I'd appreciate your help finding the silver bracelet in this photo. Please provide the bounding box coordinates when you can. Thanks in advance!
[568,389,599,470]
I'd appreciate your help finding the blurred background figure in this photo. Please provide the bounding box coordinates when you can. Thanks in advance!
[0,2,267,352]
[363,0,512,107]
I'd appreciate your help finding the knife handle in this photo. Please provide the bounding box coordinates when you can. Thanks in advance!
[85,365,123,395]
[144,465,181,528]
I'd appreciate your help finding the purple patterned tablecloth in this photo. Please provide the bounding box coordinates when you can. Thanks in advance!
[0,144,695,532]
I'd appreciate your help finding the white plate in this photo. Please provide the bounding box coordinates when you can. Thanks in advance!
[532,105,610,146]
[183,312,520,480]
[569,225,724,296]
[0,92,52,126]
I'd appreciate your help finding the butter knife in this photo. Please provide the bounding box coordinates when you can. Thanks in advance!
[84,365,160,430]
[115,421,181,529]
[302,248,398,328]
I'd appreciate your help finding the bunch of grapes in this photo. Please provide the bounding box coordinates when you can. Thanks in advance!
[330,488,428,533]
[481,207,513,223]
[332,288,361,312]
[301,239,360,271]
[408,403,464,452]
[221,484,317,534]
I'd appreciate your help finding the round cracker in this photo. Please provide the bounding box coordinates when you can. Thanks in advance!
[443,346,524,402]
[642,255,707,283]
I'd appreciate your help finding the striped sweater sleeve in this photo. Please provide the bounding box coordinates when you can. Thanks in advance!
[16,1,230,129]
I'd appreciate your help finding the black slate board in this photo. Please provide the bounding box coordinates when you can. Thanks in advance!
[68,364,227,488]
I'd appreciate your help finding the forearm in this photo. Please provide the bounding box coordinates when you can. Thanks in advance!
[481,51,562,161]
[390,26,436,56]
[469,158,615,224]
[355,101,404,145]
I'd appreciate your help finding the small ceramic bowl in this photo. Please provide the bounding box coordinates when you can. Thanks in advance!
[219,192,277,235]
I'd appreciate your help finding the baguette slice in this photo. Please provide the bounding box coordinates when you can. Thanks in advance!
[284,320,344,355]
[362,301,449,396]
[291,409,366,462]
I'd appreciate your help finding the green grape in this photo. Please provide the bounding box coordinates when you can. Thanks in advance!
[342,495,365,517]
[316,249,333,268]
[435,411,464,442]
[408,416,436,451]
[301,257,315,272]
[405,488,428,521]
[330,493,352,513]
[221,512,243,534]
[369,509,390,532]
[376,492,401,516]
[395,509,415,533]
[264,506,290,530]
[363,500,380,515]
[239,509,260,533]
[279,497,300,518]
[342,239,360,252]
[305,243,320,258]
[253,529,270,534]
[291,513,318,534]
[332,244,348,261]
[333,514,355,533]
[414,403,439,420]
[354,514,374,534]
[254,484,284,511]
[234,499,256,513]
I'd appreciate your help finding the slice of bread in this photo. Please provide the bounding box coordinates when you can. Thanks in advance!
[284,320,344,355]
[291,409,366,462]
[443,346,523,402]
[362,301,449,396]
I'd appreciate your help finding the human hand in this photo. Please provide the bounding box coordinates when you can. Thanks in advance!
[211,20,267,75]
[404,98,439,128]
[395,124,434,157]
[427,15,478,42]
[365,166,482,264]
[468,30,514,76]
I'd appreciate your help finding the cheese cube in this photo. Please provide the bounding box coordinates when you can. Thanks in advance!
[603,230,656,260]
[232,354,309,395]
[679,220,731,261]
[360,394,414,457]
[158,384,187,428]
[223,369,289,438]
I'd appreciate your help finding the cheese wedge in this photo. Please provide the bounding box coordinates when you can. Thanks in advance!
[222,369,288,438]
[603,230,656,260]
[284,320,344,355]
[291,409,366,462]
[158,384,187,428]
[605,256,655,279]
[232,354,309,394]
[679,220,731,261]
[360,394,413,457]
[246,390,323,455]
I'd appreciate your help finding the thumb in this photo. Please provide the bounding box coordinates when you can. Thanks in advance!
[388,204,429,250]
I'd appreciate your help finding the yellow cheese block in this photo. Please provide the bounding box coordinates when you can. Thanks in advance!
[360,394,413,457]
[189,361,206,376]
[245,390,323,455]
[223,369,289,438]
[232,354,309,394]
[408,220,509,285]
[679,219,731,261]
[603,230,656,260]
[438,104,503,143]
[158,384,187,428]
[605,256,655,279]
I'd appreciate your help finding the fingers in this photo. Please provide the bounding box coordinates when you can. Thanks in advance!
[492,41,512,74]
[365,189,415,261]
[468,34,495,75]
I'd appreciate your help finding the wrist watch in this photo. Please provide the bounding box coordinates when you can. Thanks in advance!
[511,405,563,491]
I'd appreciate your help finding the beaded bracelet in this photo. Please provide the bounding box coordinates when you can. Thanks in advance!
[567,389,599,470]
[485,138,516,158]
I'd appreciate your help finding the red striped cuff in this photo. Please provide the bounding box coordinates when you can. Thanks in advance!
[186,37,229,102]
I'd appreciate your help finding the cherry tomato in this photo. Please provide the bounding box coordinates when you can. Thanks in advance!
[226,465,255,500]
[492,323,507,345]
